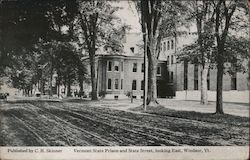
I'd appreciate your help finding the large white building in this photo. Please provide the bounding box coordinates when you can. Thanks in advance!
[158,28,249,103]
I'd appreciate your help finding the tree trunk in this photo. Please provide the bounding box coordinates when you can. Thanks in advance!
[79,79,83,93]
[147,56,158,106]
[49,68,53,97]
[89,51,98,100]
[216,46,224,114]
[78,76,84,98]
[139,0,162,107]
[67,79,71,97]
[201,63,209,104]
[57,81,60,98]
[49,49,53,97]
[216,62,224,114]
[41,79,45,95]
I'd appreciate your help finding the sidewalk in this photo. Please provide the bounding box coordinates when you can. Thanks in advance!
[105,98,249,117]
[3,96,249,117]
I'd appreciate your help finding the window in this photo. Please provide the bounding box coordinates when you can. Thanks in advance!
[207,69,210,90]
[194,80,198,90]
[121,62,123,72]
[167,56,169,65]
[107,61,112,71]
[108,79,112,89]
[171,55,174,64]
[164,42,166,51]
[167,41,170,50]
[132,63,137,72]
[169,71,174,83]
[231,61,237,90]
[141,80,144,90]
[114,61,119,72]
[157,66,161,75]
[121,79,123,89]
[115,79,119,89]
[132,80,137,90]
[171,40,174,49]
[194,64,199,90]
[130,47,135,53]
[184,60,188,90]
[231,72,237,90]
[170,72,174,83]
[141,63,144,72]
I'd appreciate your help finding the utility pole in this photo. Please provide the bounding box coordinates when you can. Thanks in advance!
[143,28,148,111]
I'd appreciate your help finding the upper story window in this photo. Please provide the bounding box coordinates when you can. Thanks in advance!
[167,41,170,50]
[114,61,119,72]
[132,63,137,72]
[171,40,174,49]
[163,42,166,51]
[167,56,169,65]
[157,66,161,76]
[141,63,144,72]
[107,61,112,71]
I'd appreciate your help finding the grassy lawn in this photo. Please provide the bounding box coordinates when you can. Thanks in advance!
[131,105,249,128]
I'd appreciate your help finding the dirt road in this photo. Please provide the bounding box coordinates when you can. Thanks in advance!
[0,101,249,146]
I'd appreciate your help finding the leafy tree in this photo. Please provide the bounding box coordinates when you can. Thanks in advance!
[54,42,86,97]
[9,51,39,96]
[180,0,248,113]
[135,0,187,108]
[76,0,126,100]
[139,0,162,107]
[179,0,215,105]
[0,0,78,91]
[213,0,248,114]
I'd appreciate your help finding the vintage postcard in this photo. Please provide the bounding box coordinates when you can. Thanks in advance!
[0,0,249,160]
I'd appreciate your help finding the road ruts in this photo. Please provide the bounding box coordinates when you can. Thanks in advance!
[30,102,181,146]
[17,103,116,146]
[37,102,218,146]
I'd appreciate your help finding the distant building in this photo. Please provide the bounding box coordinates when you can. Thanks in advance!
[0,77,20,97]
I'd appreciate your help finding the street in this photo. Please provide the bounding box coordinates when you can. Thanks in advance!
[0,100,249,146]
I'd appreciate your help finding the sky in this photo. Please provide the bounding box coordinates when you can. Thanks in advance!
[112,1,141,33]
